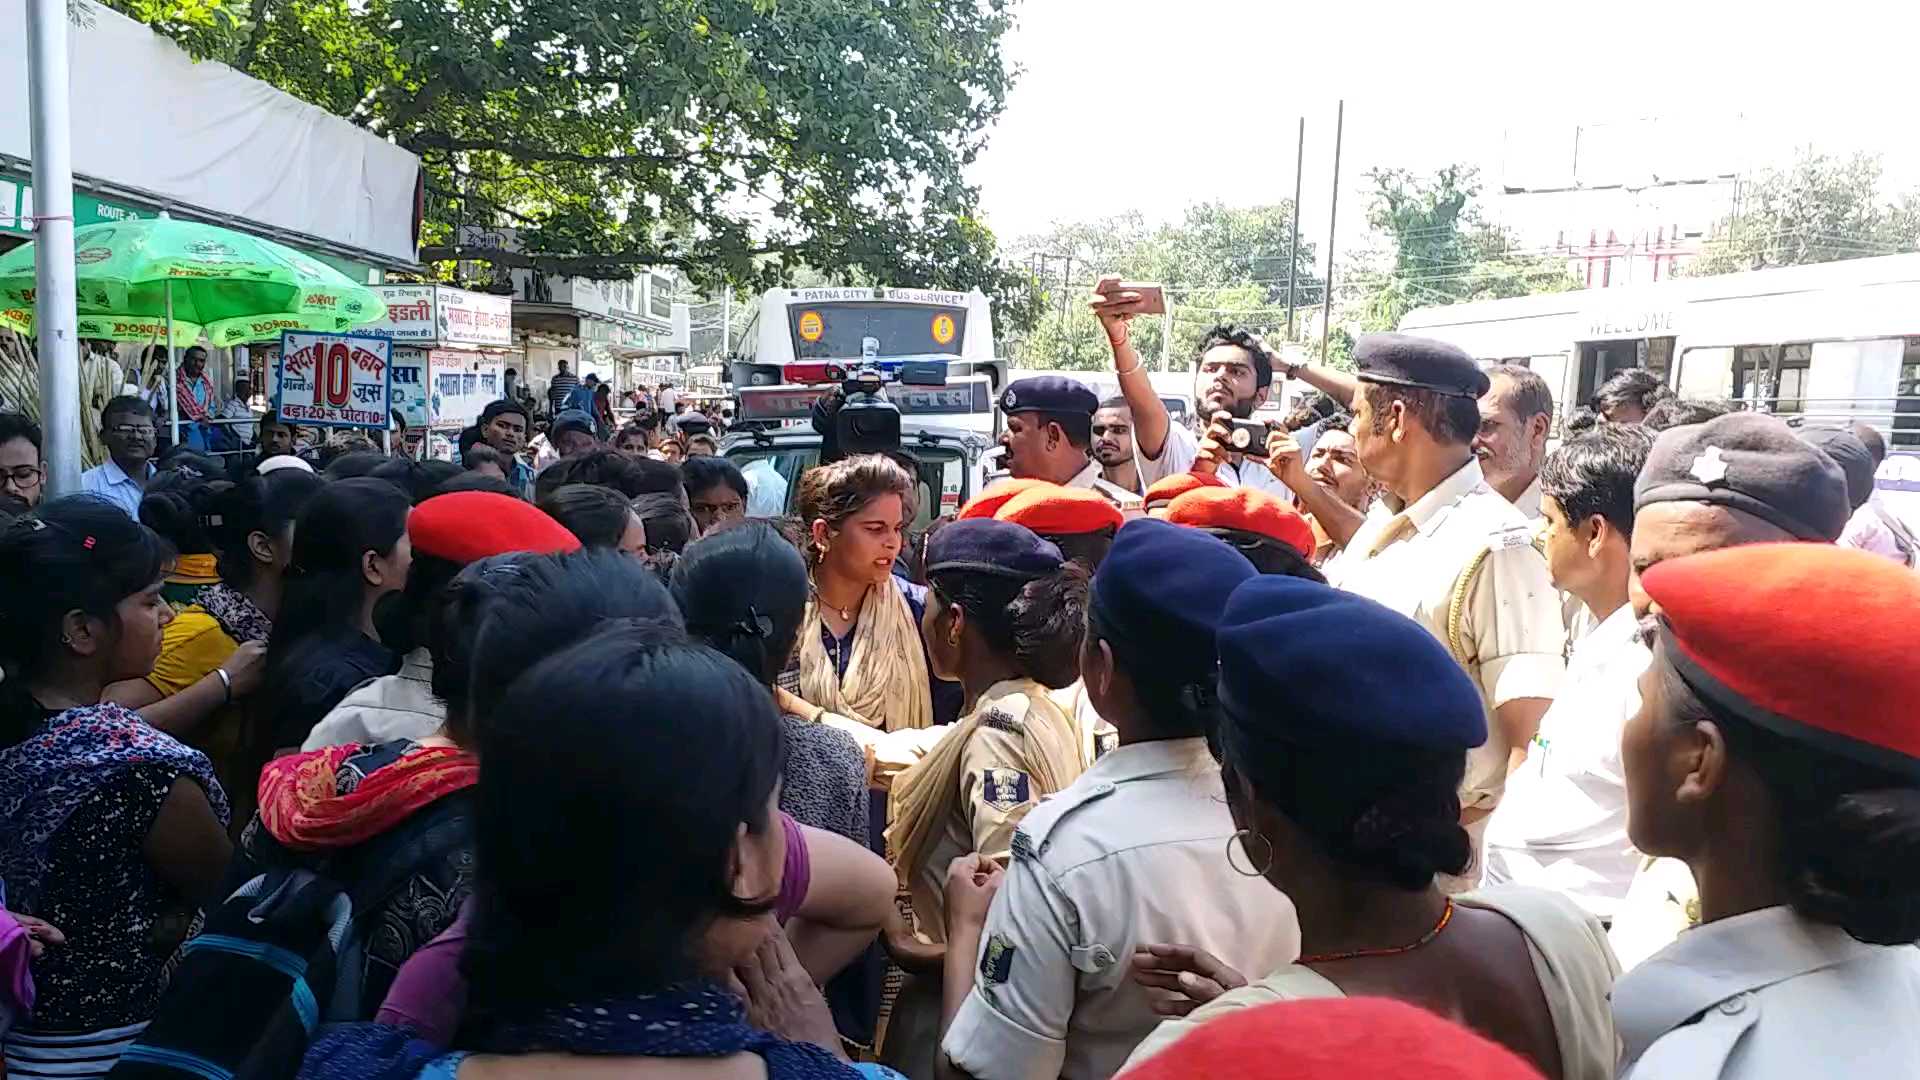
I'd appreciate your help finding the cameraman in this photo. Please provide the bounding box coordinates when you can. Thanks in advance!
[810,373,903,464]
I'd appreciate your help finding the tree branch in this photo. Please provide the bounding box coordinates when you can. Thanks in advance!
[409,133,689,168]
[373,79,449,138]
[416,243,802,277]
[234,0,273,73]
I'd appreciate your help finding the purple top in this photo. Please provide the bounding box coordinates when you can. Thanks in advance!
[375,813,811,1044]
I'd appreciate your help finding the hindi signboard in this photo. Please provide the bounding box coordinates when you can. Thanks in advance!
[428,350,503,430]
[390,347,431,428]
[436,287,513,348]
[372,285,438,343]
[369,285,514,348]
[274,331,392,429]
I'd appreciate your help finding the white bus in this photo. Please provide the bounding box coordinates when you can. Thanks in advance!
[1398,254,1920,448]
[729,286,1004,439]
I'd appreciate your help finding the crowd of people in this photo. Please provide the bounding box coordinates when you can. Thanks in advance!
[0,276,1914,1080]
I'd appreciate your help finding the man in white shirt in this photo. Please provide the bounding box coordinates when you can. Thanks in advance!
[80,396,158,519]
[1090,279,1294,499]
[1472,364,1553,521]
[1837,422,1917,566]
[1482,423,1656,918]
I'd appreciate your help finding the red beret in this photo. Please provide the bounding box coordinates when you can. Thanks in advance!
[995,484,1124,536]
[1644,542,1920,775]
[1144,470,1227,510]
[957,478,1050,521]
[1124,998,1544,1080]
[1164,486,1314,558]
[409,491,582,564]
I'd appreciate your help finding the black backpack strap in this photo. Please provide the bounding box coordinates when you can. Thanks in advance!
[322,792,476,1022]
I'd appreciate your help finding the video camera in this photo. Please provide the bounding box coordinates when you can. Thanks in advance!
[812,338,950,459]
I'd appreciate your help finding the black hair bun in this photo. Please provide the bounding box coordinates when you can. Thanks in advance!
[1792,788,1920,946]
[1346,793,1472,891]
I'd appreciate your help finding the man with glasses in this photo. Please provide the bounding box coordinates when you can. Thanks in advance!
[0,413,44,510]
[81,396,159,518]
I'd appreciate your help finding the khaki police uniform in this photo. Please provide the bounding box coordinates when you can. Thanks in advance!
[883,681,1084,1080]
[1615,905,1920,1078]
[941,739,1300,1080]
[1324,457,1566,879]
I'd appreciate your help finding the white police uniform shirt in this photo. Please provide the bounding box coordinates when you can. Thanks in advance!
[1068,458,1145,513]
[1481,603,1649,918]
[1132,421,1294,500]
[1615,905,1920,1079]
[1513,474,1544,520]
[1323,458,1566,878]
[942,738,1300,1080]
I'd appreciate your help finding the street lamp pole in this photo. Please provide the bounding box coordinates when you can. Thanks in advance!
[26,0,82,495]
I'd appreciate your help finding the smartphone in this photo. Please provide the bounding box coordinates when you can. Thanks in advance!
[1098,281,1166,316]
[1226,419,1270,459]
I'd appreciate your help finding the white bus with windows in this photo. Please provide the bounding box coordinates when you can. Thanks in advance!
[722,286,1005,524]
[1398,252,1920,523]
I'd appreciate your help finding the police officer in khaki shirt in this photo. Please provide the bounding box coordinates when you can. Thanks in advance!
[938,522,1299,1080]
[1314,335,1565,879]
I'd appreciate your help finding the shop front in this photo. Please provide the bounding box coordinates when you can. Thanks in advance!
[510,298,689,416]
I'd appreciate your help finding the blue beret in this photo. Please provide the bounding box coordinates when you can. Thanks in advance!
[1091,520,1255,671]
[1000,376,1099,417]
[926,518,1063,581]
[1353,333,1488,400]
[1216,576,1486,751]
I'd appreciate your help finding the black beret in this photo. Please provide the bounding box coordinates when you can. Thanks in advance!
[1634,412,1850,541]
[1216,575,1486,752]
[999,376,1099,417]
[1352,333,1489,400]
[1799,426,1875,512]
[926,518,1063,581]
[1090,519,1255,673]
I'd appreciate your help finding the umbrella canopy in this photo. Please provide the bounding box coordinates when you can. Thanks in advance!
[0,217,388,346]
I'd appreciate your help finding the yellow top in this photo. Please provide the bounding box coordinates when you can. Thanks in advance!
[145,607,253,825]
[147,607,238,697]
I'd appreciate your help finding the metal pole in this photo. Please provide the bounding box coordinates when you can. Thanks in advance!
[720,286,732,355]
[1285,117,1304,342]
[1318,100,1344,367]
[26,0,82,495]
[166,279,179,446]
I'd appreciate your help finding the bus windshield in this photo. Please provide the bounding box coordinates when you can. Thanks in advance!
[789,302,967,360]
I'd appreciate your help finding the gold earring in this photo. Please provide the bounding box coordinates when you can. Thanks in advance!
[1227,828,1274,877]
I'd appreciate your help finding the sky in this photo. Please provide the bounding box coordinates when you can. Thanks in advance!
[968,0,1920,256]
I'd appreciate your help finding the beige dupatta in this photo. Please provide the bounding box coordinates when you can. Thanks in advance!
[796,581,933,734]
[886,678,1079,900]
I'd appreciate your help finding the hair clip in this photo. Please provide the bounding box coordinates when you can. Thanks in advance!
[82,535,96,550]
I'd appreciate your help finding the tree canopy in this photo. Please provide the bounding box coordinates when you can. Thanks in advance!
[1012,202,1321,370]
[98,0,1032,324]
[1357,165,1579,332]
[1688,151,1920,275]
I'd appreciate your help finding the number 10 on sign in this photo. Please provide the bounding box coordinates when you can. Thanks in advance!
[273,331,394,430]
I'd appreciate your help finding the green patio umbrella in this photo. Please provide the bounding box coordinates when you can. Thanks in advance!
[0,214,388,442]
